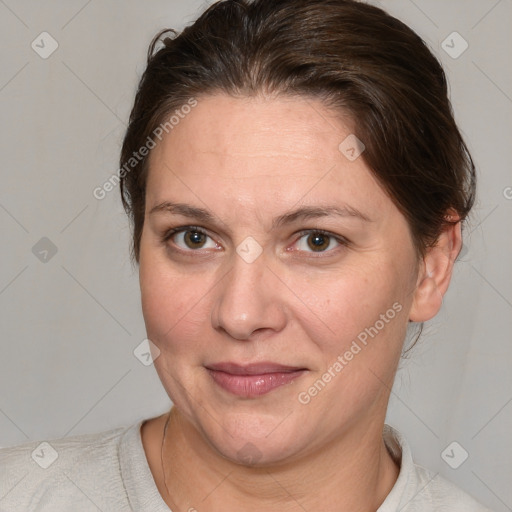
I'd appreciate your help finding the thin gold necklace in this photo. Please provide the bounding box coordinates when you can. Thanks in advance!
[160,409,173,500]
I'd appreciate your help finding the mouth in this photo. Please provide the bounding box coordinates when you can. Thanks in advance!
[204,362,308,398]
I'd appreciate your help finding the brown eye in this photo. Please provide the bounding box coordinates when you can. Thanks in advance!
[307,233,330,251]
[183,230,207,249]
[295,230,343,254]
[166,227,219,251]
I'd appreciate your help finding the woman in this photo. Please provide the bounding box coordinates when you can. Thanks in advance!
[0,0,495,510]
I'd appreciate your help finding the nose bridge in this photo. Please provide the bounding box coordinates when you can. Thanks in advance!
[212,248,285,340]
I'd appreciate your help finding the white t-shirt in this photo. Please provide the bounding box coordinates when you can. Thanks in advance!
[0,420,493,511]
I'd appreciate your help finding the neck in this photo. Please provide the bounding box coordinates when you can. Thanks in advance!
[159,408,400,512]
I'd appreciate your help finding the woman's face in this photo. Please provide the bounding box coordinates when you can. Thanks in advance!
[139,94,421,464]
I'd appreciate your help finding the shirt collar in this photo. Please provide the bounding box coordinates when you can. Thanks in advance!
[377,423,420,511]
[119,419,172,511]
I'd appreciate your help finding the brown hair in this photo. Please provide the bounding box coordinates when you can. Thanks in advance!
[120,0,476,266]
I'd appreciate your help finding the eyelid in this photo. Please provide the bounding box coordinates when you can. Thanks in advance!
[162,225,211,241]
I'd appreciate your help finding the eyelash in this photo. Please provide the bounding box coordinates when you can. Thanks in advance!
[161,225,349,258]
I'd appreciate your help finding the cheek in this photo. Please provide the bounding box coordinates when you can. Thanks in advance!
[297,272,408,409]
[140,248,182,333]
[308,261,410,370]
[314,265,394,330]
[139,251,213,356]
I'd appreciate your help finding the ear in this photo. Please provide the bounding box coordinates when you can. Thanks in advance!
[409,212,462,322]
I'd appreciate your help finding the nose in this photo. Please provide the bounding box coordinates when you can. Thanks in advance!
[211,250,288,341]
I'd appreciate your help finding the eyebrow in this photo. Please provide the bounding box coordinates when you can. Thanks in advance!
[149,201,373,228]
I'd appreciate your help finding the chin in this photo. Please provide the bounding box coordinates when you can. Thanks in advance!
[194,406,311,467]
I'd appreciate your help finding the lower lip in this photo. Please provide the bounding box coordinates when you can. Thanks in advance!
[207,369,306,398]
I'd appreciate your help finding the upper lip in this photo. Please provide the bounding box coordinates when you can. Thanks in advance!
[205,362,307,375]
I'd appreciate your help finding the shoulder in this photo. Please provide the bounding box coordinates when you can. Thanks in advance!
[411,463,494,512]
[381,424,494,512]
[0,423,136,511]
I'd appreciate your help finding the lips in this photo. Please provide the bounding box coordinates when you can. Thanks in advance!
[205,361,307,398]
[206,362,306,375]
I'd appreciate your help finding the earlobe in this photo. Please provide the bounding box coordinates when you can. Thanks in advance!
[409,214,462,322]
[409,272,443,322]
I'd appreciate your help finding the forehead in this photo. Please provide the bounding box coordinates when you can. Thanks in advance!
[148,94,354,164]
[145,94,390,218]
[172,94,344,158]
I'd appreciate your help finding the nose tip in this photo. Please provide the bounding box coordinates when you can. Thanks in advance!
[210,253,287,341]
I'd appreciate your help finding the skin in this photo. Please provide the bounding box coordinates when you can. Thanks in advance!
[138,94,462,511]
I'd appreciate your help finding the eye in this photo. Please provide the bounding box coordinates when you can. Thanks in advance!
[163,226,220,251]
[293,230,346,254]
[161,226,347,256]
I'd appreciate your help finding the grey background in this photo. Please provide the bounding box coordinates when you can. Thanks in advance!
[0,0,511,510]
